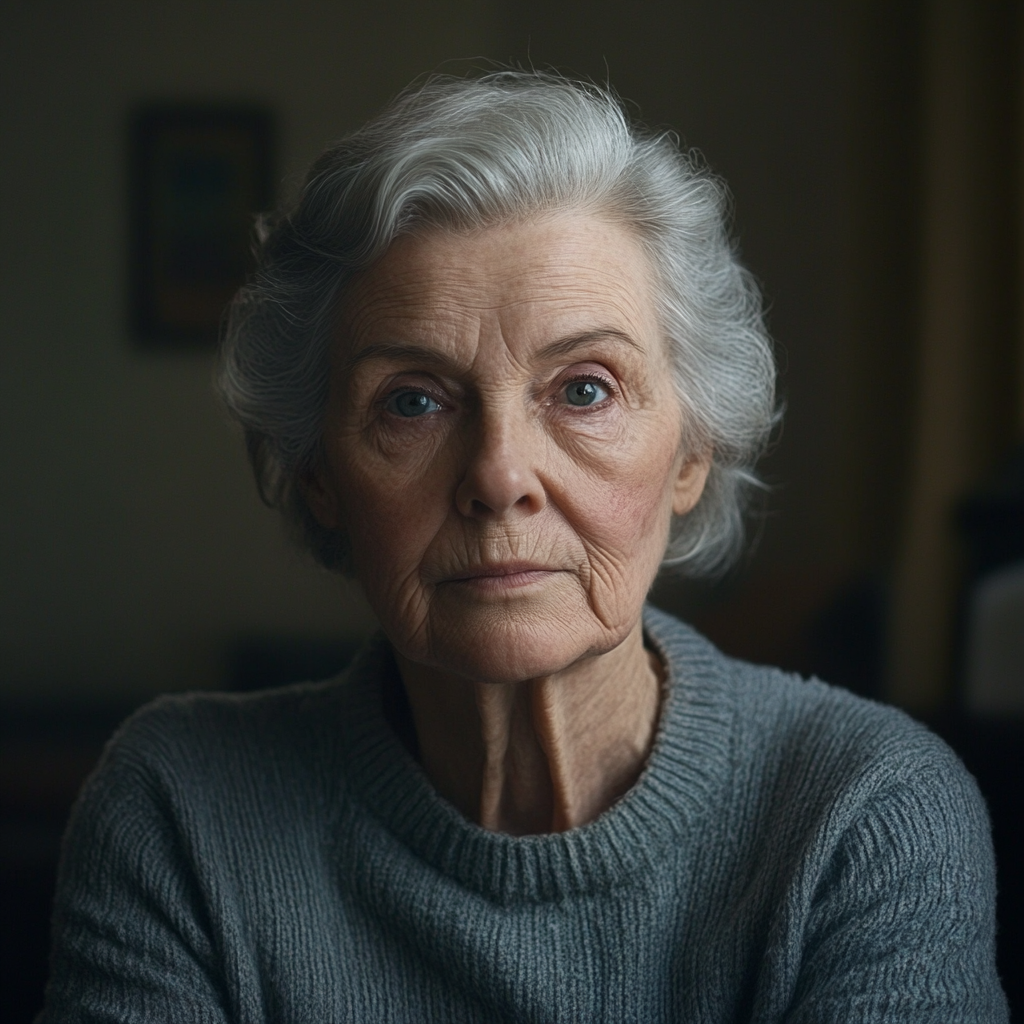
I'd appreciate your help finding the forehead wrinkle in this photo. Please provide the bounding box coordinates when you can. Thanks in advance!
[337,296,481,374]
[336,214,663,377]
[351,239,652,323]
[341,288,472,343]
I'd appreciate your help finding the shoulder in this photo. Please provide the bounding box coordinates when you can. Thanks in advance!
[644,608,1005,1018]
[643,604,986,842]
[55,659,381,922]
[95,675,347,782]
[69,652,387,844]
[43,665,384,1023]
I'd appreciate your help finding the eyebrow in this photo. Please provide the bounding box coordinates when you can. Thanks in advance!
[340,329,643,373]
[537,329,643,360]
[338,343,448,374]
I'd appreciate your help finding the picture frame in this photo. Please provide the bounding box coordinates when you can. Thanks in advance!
[129,104,274,347]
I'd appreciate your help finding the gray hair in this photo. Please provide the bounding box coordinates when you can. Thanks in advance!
[218,70,777,577]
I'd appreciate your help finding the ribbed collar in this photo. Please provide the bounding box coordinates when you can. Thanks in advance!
[336,606,735,906]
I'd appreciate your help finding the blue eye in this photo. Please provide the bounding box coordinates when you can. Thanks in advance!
[387,390,440,417]
[564,379,609,407]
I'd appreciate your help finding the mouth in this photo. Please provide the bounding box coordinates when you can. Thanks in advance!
[441,563,563,590]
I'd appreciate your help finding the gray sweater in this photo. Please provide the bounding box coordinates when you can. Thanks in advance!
[40,608,1008,1022]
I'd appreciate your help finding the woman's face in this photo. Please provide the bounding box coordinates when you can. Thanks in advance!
[310,212,709,683]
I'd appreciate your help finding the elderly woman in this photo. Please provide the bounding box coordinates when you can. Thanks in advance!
[42,72,1006,1022]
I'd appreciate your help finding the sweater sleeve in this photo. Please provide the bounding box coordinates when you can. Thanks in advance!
[785,745,1009,1024]
[37,710,233,1024]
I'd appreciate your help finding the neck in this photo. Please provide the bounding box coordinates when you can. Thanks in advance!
[395,623,663,835]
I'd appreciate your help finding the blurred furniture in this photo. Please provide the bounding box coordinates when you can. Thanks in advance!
[951,442,1024,1019]
[965,560,1024,717]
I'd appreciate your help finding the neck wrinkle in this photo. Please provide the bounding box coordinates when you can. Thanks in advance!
[398,621,662,835]
[530,680,576,832]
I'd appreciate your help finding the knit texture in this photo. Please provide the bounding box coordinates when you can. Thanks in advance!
[40,608,1008,1022]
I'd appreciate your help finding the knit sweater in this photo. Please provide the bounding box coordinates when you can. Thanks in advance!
[40,608,1008,1023]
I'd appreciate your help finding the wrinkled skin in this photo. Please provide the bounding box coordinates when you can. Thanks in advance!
[307,212,709,833]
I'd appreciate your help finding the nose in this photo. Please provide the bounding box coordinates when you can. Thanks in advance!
[454,406,546,519]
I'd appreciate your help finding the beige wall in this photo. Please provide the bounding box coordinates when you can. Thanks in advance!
[1,1,916,702]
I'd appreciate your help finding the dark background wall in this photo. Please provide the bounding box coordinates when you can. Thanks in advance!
[2,1,1021,1020]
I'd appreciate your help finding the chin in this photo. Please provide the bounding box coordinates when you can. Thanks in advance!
[419,590,633,684]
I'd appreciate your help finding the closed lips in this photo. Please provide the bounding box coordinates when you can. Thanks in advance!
[444,564,560,581]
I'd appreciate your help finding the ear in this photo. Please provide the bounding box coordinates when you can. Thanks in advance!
[299,468,341,529]
[672,451,711,517]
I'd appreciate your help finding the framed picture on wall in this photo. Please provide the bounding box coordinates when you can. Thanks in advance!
[129,104,274,347]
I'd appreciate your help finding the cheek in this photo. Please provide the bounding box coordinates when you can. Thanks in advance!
[563,423,681,561]
[591,471,675,559]
[332,452,450,586]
